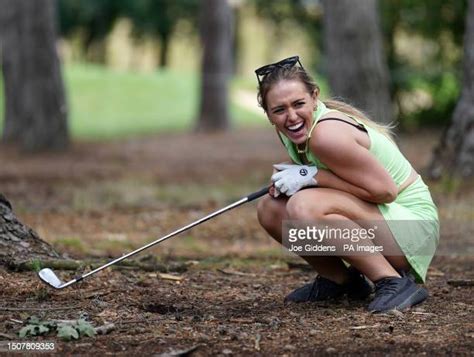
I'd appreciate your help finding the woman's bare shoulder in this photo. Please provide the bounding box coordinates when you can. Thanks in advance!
[310,120,355,157]
[312,111,370,151]
[319,110,357,123]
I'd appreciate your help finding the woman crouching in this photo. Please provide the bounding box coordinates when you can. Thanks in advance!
[255,56,439,313]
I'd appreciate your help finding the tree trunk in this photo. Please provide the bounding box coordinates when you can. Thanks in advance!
[0,194,61,269]
[196,0,232,132]
[0,193,191,273]
[0,0,69,151]
[158,32,170,69]
[0,1,23,142]
[428,0,474,179]
[322,0,393,125]
[229,3,238,75]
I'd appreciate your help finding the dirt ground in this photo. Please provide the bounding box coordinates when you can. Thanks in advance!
[0,128,473,355]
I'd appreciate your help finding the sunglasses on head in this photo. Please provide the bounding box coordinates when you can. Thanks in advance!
[255,56,305,85]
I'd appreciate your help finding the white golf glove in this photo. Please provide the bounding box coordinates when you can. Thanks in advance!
[271,164,318,197]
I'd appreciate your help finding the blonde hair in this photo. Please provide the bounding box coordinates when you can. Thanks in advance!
[257,66,395,142]
[323,99,396,142]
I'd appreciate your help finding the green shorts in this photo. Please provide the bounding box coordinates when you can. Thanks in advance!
[378,175,440,283]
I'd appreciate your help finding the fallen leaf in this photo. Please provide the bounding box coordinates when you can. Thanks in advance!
[158,273,183,281]
[349,324,381,330]
[411,312,436,316]
[254,333,261,351]
[156,345,200,357]
[97,309,119,321]
[428,270,445,277]
[95,323,115,335]
[386,310,404,318]
[447,279,474,287]
[217,269,256,277]
[229,318,254,324]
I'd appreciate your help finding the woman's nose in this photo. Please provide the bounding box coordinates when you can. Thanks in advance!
[287,108,298,121]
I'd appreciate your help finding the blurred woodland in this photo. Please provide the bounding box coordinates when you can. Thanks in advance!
[0,0,472,178]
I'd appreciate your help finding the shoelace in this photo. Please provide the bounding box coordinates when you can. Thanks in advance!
[307,276,322,299]
[374,278,402,298]
[308,276,338,299]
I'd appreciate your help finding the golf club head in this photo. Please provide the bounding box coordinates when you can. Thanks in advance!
[38,268,65,289]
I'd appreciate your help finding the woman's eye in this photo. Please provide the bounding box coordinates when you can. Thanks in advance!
[274,108,284,114]
[295,102,305,107]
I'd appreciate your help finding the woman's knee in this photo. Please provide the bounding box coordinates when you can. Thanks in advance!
[257,195,286,230]
[286,191,329,220]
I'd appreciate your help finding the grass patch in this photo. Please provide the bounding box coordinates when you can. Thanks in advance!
[153,181,266,207]
[93,238,136,255]
[0,64,266,140]
[53,237,86,255]
[174,235,208,255]
[29,259,43,272]
[62,178,267,212]
[65,64,201,138]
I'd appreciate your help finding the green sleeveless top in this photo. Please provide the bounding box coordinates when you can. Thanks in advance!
[277,101,413,188]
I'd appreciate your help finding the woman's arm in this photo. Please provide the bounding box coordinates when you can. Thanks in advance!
[315,169,395,203]
[310,122,398,204]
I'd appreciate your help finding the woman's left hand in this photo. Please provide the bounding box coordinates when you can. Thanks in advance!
[271,164,318,196]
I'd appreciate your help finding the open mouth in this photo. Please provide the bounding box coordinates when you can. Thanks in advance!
[287,122,305,133]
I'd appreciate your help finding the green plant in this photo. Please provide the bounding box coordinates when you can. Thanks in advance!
[18,316,51,338]
[19,316,96,341]
[29,259,42,272]
[440,174,462,194]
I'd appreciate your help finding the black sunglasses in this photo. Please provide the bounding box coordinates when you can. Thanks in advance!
[255,56,304,85]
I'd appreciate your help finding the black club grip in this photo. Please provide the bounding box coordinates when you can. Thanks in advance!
[246,186,271,202]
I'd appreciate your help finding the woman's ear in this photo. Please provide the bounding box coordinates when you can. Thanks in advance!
[312,88,320,102]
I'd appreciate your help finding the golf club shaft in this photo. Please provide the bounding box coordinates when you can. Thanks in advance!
[76,186,270,282]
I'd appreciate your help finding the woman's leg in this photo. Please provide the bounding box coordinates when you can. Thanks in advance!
[257,194,352,284]
[285,188,411,282]
[257,188,426,311]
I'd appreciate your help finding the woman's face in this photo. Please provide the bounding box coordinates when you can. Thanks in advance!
[265,80,318,145]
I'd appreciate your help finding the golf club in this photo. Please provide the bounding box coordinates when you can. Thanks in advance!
[38,186,270,289]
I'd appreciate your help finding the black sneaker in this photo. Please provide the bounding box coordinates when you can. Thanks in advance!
[368,272,428,313]
[284,275,345,303]
[345,267,374,300]
[284,267,373,304]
